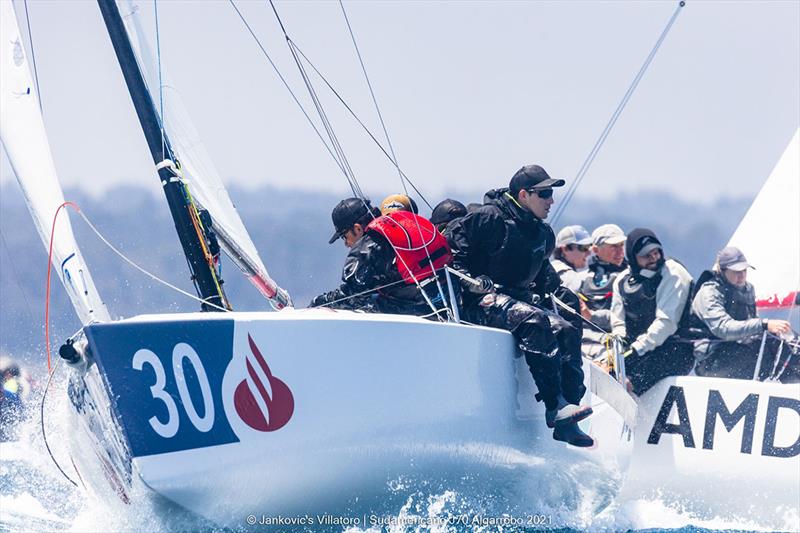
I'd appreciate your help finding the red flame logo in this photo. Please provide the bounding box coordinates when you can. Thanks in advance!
[233,334,294,431]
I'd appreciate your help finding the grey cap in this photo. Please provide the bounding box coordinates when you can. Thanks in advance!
[592,224,627,246]
[636,242,661,257]
[717,246,754,272]
[556,225,592,248]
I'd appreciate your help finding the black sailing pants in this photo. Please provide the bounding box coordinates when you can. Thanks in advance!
[695,336,799,382]
[625,340,695,395]
[463,290,586,409]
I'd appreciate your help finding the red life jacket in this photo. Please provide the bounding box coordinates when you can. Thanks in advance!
[366,211,452,284]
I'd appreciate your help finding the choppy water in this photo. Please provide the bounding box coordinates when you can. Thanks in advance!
[0,371,794,532]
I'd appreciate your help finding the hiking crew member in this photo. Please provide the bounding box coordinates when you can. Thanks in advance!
[691,246,796,381]
[551,225,592,292]
[610,228,695,394]
[310,197,452,316]
[430,198,467,233]
[581,224,627,317]
[328,197,381,250]
[580,224,627,356]
[379,193,418,216]
[447,165,594,447]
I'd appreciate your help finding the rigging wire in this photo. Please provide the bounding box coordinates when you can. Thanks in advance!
[39,357,79,487]
[229,0,433,208]
[265,0,446,318]
[266,0,362,197]
[51,201,229,313]
[40,204,83,486]
[337,0,448,312]
[227,0,349,180]
[312,267,447,310]
[338,0,401,182]
[289,42,434,210]
[21,0,42,113]
[153,0,167,159]
[550,0,686,225]
[44,203,70,371]
[284,36,365,198]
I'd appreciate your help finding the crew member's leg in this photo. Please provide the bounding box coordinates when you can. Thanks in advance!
[695,341,757,380]
[463,293,562,407]
[515,314,562,409]
[551,288,586,405]
[626,341,694,395]
[463,294,593,446]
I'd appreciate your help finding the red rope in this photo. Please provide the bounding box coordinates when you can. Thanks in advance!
[45,201,80,373]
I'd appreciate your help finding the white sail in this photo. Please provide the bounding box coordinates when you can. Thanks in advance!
[119,0,290,308]
[728,128,799,314]
[0,1,110,325]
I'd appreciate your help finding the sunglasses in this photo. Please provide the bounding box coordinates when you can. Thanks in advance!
[567,244,590,252]
[336,226,355,240]
[527,188,554,199]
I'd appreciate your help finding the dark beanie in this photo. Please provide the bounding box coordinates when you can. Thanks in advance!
[430,199,467,226]
[625,228,662,267]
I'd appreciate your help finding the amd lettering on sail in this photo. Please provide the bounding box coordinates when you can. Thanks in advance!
[647,385,800,458]
[233,334,294,431]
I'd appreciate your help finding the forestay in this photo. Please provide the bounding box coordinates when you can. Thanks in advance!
[728,128,799,320]
[0,1,110,325]
[119,0,290,307]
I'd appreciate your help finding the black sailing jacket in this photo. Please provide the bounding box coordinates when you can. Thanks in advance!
[445,188,560,303]
[310,231,448,314]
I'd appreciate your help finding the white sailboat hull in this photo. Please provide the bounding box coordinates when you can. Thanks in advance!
[68,310,554,524]
[619,376,800,528]
[65,310,799,527]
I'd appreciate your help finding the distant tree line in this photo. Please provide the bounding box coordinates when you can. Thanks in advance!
[0,182,750,363]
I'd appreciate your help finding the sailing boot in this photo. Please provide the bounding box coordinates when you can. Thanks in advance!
[553,420,595,448]
[545,395,593,428]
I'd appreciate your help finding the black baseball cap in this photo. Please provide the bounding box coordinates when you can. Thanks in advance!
[328,198,375,244]
[430,199,467,226]
[509,165,565,197]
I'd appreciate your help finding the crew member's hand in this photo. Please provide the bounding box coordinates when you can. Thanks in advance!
[622,347,639,359]
[580,299,592,321]
[767,319,792,335]
[468,275,495,294]
[593,358,612,374]
[308,295,327,308]
[604,334,628,351]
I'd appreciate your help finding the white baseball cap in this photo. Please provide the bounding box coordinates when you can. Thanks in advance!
[556,225,593,248]
[592,224,627,246]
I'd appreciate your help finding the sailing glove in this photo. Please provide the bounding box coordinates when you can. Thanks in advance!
[308,294,329,308]
[467,275,495,295]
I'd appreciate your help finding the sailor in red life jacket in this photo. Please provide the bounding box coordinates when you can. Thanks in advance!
[309,195,453,317]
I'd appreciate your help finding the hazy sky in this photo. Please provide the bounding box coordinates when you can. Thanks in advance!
[1,0,798,206]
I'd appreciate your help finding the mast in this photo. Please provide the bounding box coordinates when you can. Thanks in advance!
[97,0,228,311]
